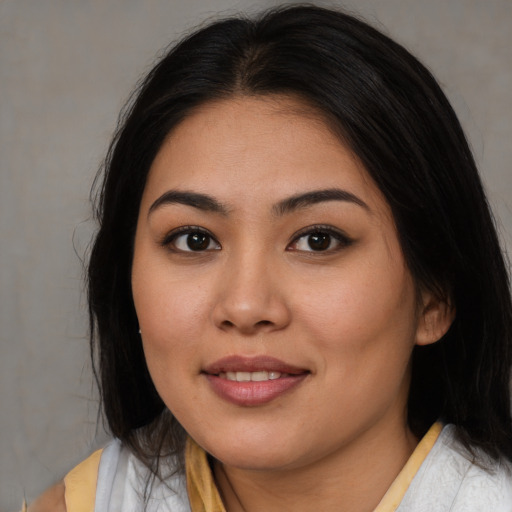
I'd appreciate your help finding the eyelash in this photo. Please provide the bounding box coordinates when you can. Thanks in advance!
[288,225,353,253]
[160,224,353,253]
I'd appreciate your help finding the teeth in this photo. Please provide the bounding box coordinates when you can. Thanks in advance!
[218,371,283,382]
[251,371,268,381]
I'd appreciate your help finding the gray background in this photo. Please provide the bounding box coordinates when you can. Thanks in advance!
[1,0,511,509]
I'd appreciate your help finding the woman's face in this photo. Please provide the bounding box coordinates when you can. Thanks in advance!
[132,96,429,471]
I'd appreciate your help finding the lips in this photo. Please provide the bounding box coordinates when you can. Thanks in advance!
[203,356,309,406]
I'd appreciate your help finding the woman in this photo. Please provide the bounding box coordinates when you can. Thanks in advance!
[29,4,512,511]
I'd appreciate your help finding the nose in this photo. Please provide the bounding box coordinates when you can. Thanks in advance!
[211,253,291,335]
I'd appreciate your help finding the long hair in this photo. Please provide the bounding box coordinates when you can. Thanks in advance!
[88,4,512,467]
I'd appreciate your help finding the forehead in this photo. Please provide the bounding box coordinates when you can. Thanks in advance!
[143,95,388,216]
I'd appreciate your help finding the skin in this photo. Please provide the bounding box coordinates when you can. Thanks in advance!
[32,95,452,511]
[131,95,452,511]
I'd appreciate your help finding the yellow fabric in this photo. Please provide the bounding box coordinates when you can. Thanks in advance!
[63,448,103,512]
[374,422,443,511]
[185,423,442,512]
[186,437,226,512]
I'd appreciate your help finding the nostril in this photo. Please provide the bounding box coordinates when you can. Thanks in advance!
[256,320,273,327]
[219,319,274,330]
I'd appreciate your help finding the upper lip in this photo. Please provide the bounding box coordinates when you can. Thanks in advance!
[203,355,308,375]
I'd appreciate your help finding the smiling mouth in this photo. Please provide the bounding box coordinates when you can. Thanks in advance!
[203,356,309,406]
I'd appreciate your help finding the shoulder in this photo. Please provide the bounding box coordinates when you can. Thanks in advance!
[399,424,512,511]
[448,443,512,511]
[28,440,190,512]
[26,481,66,512]
[26,441,111,512]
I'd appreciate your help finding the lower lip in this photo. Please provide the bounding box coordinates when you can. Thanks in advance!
[204,373,308,406]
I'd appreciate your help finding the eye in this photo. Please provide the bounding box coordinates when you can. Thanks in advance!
[163,227,221,252]
[288,226,352,252]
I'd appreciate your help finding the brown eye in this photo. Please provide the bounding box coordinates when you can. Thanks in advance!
[166,228,221,252]
[307,233,332,251]
[288,226,353,253]
[186,233,211,251]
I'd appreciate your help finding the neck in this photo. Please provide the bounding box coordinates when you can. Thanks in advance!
[214,417,418,512]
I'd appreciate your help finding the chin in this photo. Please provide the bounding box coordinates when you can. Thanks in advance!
[198,430,303,471]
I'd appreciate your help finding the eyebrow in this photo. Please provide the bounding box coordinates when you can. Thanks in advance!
[273,188,369,216]
[148,190,230,216]
[148,187,369,218]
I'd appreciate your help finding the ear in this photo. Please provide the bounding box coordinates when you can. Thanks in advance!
[415,290,455,346]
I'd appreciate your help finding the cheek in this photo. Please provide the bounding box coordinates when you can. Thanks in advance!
[131,256,212,372]
[132,269,212,415]
[295,271,417,430]
[296,256,418,372]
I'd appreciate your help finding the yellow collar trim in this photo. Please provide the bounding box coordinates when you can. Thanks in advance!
[63,447,103,512]
[186,437,226,512]
[185,422,443,512]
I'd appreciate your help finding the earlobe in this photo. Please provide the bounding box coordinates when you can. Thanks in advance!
[415,292,455,346]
